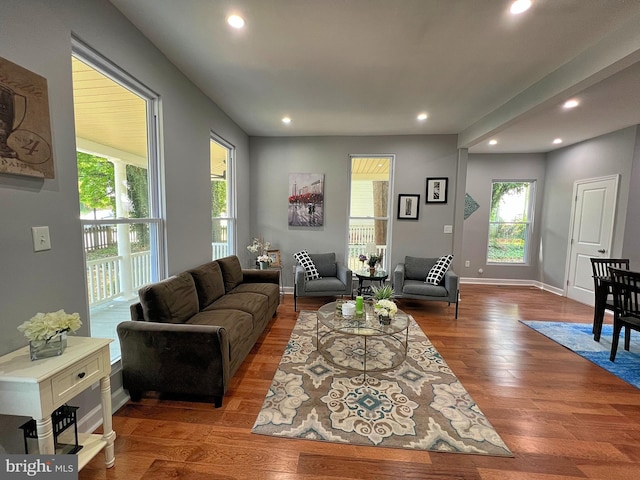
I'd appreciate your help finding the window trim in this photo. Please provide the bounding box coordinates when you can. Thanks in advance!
[210,132,237,257]
[347,154,395,271]
[72,37,166,363]
[486,180,535,265]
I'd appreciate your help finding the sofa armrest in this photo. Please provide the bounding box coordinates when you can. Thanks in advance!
[116,321,230,397]
[444,269,459,302]
[336,263,353,290]
[393,263,406,293]
[242,269,280,285]
[294,265,306,292]
[130,302,144,321]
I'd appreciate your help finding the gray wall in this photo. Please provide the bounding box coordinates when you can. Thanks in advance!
[541,126,638,288]
[463,153,547,280]
[248,135,460,286]
[0,0,249,452]
[622,130,640,267]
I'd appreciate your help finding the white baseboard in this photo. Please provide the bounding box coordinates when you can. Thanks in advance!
[460,277,564,296]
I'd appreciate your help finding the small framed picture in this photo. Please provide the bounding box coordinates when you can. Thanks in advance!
[267,249,281,267]
[426,177,448,204]
[397,194,420,220]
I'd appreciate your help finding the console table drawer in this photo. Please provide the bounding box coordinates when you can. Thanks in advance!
[51,351,104,402]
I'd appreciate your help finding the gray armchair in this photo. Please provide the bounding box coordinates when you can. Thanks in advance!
[393,256,459,318]
[294,252,352,311]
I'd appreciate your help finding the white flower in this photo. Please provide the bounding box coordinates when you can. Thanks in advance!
[17,310,82,343]
[257,254,272,263]
[374,299,397,318]
[247,237,271,255]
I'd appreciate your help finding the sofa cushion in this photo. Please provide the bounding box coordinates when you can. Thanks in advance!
[229,283,280,311]
[304,277,346,293]
[204,292,269,330]
[293,250,320,280]
[405,256,437,281]
[217,255,244,292]
[403,279,448,297]
[138,272,199,324]
[188,261,226,309]
[186,309,254,370]
[426,255,454,285]
[310,252,337,277]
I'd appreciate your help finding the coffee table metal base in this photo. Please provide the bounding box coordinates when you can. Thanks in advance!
[315,306,409,383]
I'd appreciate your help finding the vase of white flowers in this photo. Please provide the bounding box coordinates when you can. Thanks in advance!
[257,254,273,270]
[17,310,82,361]
[247,237,271,267]
[374,299,397,326]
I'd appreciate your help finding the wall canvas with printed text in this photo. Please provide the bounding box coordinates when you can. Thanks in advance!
[0,56,54,178]
[288,173,324,226]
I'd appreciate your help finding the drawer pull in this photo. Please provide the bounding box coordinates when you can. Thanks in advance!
[77,372,86,379]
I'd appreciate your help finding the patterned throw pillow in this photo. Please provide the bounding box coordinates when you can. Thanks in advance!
[293,250,320,281]
[426,254,453,285]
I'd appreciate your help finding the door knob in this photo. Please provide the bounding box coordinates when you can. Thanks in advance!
[597,249,606,254]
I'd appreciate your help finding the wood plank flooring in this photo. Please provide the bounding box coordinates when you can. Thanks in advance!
[79,285,640,479]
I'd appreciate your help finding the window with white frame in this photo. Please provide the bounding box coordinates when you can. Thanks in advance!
[347,156,393,271]
[211,134,235,259]
[487,181,535,264]
[72,39,164,363]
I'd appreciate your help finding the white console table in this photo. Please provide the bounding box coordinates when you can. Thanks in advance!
[0,337,115,470]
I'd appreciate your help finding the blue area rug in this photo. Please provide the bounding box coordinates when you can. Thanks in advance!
[520,321,640,389]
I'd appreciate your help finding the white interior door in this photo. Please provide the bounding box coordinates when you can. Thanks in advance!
[566,175,618,304]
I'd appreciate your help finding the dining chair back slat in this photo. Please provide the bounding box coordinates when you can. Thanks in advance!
[608,267,640,361]
[589,258,630,341]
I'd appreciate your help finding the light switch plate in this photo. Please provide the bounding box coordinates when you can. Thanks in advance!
[32,226,51,251]
[443,225,453,234]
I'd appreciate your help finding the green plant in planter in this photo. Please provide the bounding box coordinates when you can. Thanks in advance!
[371,284,395,301]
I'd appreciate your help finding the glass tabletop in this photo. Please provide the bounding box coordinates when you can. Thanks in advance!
[354,269,388,279]
[317,301,409,336]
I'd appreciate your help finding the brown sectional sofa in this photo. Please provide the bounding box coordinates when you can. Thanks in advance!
[117,255,279,407]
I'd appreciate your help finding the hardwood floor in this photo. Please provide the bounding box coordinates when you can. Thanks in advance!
[80,285,640,479]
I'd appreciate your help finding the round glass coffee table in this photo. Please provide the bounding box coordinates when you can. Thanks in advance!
[316,301,409,380]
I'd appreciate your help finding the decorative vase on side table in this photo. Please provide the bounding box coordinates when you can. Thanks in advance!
[29,332,67,361]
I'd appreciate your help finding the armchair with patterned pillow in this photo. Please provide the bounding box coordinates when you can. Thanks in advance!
[393,255,459,318]
[293,251,352,311]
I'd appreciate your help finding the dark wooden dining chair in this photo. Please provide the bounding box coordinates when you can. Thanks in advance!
[590,258,630,341]
[608,267,640,362]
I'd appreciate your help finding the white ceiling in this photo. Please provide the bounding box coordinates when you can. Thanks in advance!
[109,0,640,154]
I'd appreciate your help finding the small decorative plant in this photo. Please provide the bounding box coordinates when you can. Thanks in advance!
[371,284,395,301]
[17,310,82,347]
[358,254,367,266]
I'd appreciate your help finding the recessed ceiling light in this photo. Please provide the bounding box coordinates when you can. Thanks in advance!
[227,14,245,29]
[553,138,563,144]
[563,99,580,109]
[282,116,292,124]
[417,112,428,121]
[489,139,498,146]
[510,0,532,15]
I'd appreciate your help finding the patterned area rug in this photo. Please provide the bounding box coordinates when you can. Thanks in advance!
[251,311,512,456]
[521,321,640,389]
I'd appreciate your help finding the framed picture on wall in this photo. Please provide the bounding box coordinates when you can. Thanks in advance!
[426,177,448,204]
[397,194,420,220]
[267,249,281,267]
